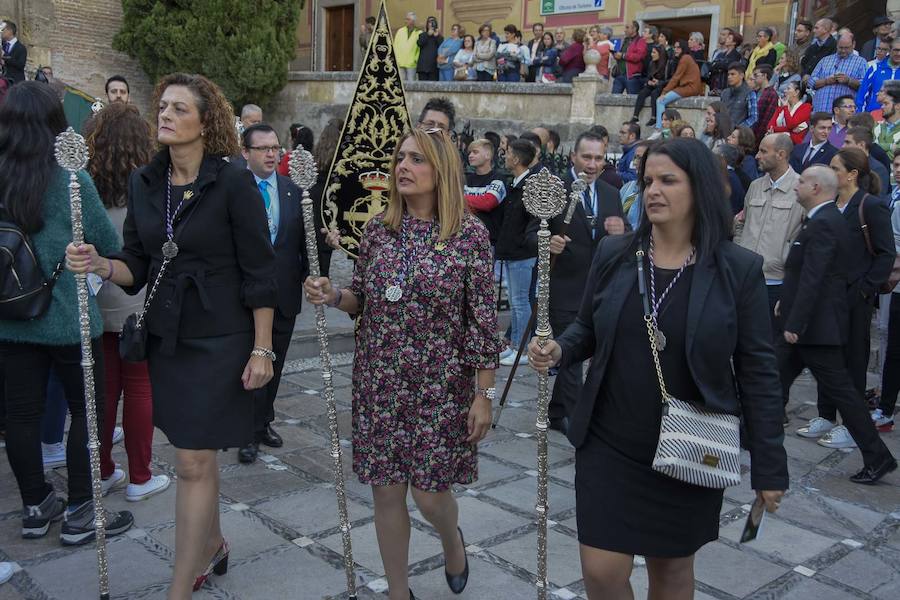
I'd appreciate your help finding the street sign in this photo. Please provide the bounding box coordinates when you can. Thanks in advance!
[540,0,605,16]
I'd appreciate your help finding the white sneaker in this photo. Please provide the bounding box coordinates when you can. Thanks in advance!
[871,409,895,432]
[112,426,124,445]
[817,425,858,449]
[499,352,528,367]
[42,442,66,469]
[126,474,171,502]
[499,347,514,361]
[796,417,835,439]
[101,468,126,496]
[0,562,14,585]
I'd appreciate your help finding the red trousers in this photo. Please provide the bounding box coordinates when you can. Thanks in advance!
[100,333,153,484]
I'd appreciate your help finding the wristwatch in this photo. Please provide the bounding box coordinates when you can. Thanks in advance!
[477,387,497,401]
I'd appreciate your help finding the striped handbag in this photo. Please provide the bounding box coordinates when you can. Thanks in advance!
[637,249,742,489]
[644,316,742,488]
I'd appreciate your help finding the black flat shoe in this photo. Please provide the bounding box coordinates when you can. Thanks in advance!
[238,442,259,464]
[850,456,897,485]
[445,526,469,594]
[259,424,283,448]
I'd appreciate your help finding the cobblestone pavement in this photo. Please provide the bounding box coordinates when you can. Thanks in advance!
[0,255,898,599]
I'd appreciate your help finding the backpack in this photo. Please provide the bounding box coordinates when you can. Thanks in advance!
[0,212,63,320]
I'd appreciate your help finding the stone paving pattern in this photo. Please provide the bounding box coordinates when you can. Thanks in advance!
[0,255,898,599]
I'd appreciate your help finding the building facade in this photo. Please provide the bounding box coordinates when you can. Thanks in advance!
[296,0,893,71]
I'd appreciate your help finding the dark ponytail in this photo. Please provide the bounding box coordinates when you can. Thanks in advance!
[836,148,881,196]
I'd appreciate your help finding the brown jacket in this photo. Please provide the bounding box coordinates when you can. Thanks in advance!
[662,54,704,98]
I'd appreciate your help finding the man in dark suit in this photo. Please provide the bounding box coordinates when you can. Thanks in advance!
[777,165,896,484]
[1,21,27,84]
[527,130,626,434]
[789,112,838,174]
[238,124,309,463]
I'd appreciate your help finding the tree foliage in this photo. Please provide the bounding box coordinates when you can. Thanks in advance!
[114,0,303,108]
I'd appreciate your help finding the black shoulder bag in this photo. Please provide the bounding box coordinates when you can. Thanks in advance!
[0,207,64,321]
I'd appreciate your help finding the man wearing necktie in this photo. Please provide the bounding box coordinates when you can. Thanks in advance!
[526,130,627,434]
[789,112,838,174]
[0,21,27,85]
[776,165,896,484]
[238,124,309,463]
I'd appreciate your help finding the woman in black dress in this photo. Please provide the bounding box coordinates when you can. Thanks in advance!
[66,73,277,599]
[529,138,788,599]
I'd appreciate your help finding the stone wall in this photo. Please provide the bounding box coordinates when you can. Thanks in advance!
[266,71,715,151]
[7,0,152,112]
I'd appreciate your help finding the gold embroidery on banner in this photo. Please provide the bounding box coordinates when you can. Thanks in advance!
[321,1,411,258]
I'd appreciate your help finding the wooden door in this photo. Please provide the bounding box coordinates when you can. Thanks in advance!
[325,5,354,71]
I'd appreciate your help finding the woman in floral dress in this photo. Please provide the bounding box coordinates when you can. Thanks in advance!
[305,127,502,600]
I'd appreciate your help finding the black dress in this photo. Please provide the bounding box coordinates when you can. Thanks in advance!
[114,151,277,450]
[575,263,724,558]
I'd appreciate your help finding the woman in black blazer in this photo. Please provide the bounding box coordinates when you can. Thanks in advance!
[67,73,277,598]
[529,138,788,599]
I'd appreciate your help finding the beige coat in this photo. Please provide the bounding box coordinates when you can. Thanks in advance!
[735,168,805,282]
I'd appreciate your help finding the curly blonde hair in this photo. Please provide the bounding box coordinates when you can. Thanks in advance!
[152,73,239,157]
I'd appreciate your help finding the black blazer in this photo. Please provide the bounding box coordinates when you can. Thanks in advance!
[841,190,897,301]
[115,150,277,354]
[496,166,539,262]
[789,141,838,174]
[3,41,26,83]
[271,174,309,321]
[781,203,850,345]
[801,36,836,76]
[557,234,789,491]
[527,173,625,314]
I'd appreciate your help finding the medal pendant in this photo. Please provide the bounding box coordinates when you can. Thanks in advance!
[385,285,403,302]
[162,240,179,259]
[654,327,667,351]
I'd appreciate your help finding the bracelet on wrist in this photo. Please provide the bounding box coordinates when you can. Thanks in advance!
[476,387,497,402]
[250,346,276,361]
[328,288,343,308]
[103,258,114,282]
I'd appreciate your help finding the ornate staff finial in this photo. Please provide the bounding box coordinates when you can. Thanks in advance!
[54,127,112,600]
[54,127,89,172]
[91,98,105,115]
[522,167,567,224]
[289,147,318,190]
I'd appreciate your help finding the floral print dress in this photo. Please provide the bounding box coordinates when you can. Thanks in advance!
[349,212,502,491]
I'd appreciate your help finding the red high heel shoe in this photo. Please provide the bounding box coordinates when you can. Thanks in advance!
[193,540,229,591]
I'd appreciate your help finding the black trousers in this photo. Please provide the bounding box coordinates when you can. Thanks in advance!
[632,85,662,119]
[767,284,783,345]
[251,314,296,438]
[778,342,891,467]
[819,295,874,420]
[880,292,900,417]
[0,339,104,506]
[549,308,581,420]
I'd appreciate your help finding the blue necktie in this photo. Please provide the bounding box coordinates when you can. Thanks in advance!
[2,42,9,55]
[258,180,275,240]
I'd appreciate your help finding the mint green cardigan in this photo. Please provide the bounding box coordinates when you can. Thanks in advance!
[1,168,120,345]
